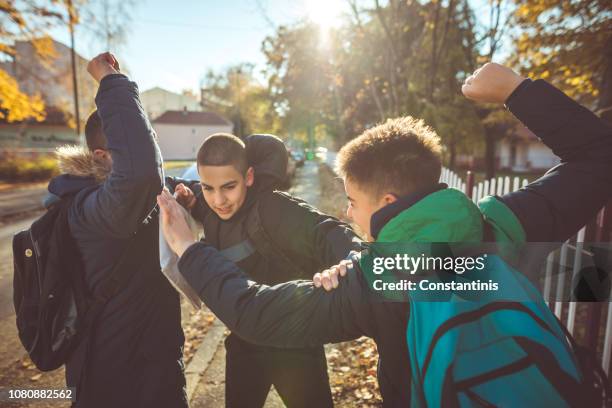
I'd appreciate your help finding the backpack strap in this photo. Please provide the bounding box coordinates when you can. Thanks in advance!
[244,198,309,279]
[219,240,257,263]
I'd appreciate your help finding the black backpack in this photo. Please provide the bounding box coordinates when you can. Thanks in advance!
[12,189,137,371]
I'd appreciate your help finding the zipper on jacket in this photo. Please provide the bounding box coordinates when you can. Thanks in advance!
[29,229,43,297]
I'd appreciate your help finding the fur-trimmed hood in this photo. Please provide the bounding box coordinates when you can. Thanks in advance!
[55,145,110,182]
[45,145,108,206]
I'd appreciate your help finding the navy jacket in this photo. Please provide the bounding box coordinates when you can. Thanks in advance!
[49,74,186,408]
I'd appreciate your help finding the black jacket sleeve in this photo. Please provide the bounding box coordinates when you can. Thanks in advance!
[78,74,163,238]
[499,79,612,242]
[178,242,376,347]
[165,176,202,193]
[258,192,363,276]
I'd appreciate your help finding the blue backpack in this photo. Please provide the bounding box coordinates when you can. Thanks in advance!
[404,233,610,407]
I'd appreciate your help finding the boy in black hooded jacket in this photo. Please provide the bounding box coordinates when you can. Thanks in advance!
[170,133,361,407]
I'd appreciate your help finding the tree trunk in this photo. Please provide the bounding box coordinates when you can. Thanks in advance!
[484,131,496,179]
[448,141,457,170]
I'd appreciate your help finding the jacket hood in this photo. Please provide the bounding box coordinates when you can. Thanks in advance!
[46,145,106,203]
[370,184,446,239]
[245,134,288,192]
[377,188,484,243]
[55,145,110,182]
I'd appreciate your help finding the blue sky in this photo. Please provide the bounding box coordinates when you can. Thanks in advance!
[48,0,504,94]
[49,0,347,93]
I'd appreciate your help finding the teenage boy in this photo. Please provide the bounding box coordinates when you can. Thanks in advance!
[159,63,612,406]
[171,133,361,408]
[48,53,186,407]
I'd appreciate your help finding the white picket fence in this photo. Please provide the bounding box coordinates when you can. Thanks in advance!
[439,167,529,202]
[440,167,612,374]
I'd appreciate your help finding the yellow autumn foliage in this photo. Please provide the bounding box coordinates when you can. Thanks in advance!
[0,69,46,123]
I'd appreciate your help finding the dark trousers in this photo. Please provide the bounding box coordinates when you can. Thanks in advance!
[224,334,333,408]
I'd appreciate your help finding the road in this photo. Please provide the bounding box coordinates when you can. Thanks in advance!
[0,186,47,220]
[0,165,190,223]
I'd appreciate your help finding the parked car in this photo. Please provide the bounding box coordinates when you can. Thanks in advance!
[289,148,305,167]
[181,163,199,181]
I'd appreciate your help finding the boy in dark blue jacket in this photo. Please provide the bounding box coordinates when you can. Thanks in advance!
[49,53,186,407]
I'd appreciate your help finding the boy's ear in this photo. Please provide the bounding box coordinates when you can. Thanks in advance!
[93,148,110,161]
[245,166,255,187]
[381,193,398,206]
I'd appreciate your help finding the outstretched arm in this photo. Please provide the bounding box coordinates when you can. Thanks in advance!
[179,242,373,347]
[157,189,376,347]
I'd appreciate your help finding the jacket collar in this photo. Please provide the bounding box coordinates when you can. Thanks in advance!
[46,146,106,205]
[54,145,110,182]
[370,183,447,240]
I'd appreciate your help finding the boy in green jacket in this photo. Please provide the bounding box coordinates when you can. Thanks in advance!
[160,63,612,406]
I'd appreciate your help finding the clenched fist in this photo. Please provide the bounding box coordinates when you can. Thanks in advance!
[87,52,120,83]
[462,62,526,104]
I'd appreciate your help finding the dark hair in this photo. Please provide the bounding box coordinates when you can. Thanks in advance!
[196,133,248,174]
[84,110,107,151]
[337,116,442,198]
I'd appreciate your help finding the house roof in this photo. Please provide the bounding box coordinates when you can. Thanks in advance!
[153,110,232,126]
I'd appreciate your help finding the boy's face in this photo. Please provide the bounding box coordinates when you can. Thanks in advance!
[344,178,396,240]
[199,165,254,220]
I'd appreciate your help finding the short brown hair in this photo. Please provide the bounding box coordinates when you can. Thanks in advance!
[337,116,442,198]
[84,110,107,151]
[197,133,248,174]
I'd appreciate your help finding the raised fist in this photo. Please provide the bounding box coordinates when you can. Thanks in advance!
[87,52,120,83]
[461,62,526,104]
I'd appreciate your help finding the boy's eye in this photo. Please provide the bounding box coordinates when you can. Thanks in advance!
[202,186,213,192]
[224,185,236,190]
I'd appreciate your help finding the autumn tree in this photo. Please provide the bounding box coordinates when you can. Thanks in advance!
[511,0,612,122]
[79,0,137,52]
[262,23,340,147]
[0,1,63,122]
[201,63,281,138]
[455,0,515,178]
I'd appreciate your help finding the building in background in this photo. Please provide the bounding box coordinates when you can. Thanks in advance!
[152,109,232,160]
[0,39,96,151]
[495,126,560,172]
[456,126,560,172]
[140,87,201,121]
